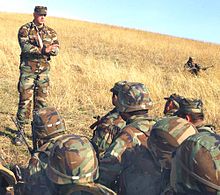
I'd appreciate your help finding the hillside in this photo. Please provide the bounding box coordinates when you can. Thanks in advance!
[0,12,220,166]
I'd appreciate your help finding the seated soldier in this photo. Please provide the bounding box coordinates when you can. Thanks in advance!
[148,116,198,193]
[45,134,116,195]
[170,132,220,195]
[0,162,17,195]
[174,98,216,133]
[98,82,158,194]
[25,106,66,194]
[91,81,126,157]
[163,93,185,116]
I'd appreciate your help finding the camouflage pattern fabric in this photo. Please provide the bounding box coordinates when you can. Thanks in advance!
[170,132,220,195]
[25,135,62,195]
[46,134,99,185]
[91,107,126,156]
[98,114,156,194]
[17,21,59,125]
[117,82,153,112]
[148,116,198,193]
[32,107,66,140]
[176,98,203,115]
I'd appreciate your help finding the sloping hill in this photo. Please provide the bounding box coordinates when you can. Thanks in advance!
[0,12,219,165]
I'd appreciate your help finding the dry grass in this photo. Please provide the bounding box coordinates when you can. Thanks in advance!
[0,12,219,166]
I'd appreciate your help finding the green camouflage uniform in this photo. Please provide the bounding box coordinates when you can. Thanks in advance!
[175,98,216,134]
[46,134,116,195]
[16,8,59,126]
[98,82,159,194]
[25,107,66,195]
[91,81,127,156]
[91,107,126,156]
[170,132,220,195]
[148,116,198,193]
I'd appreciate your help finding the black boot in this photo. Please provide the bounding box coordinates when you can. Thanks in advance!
[14,131,25,146]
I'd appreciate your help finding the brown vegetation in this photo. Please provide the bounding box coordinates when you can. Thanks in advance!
[0,12,219,166]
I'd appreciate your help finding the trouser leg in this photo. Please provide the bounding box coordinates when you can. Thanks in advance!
[33,71,49,111]
[16,72,35,126]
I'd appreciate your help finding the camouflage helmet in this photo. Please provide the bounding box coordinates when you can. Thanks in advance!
[148,116,198,169]
[110,80,128,95]
[177,98,204,115]
[163,93,185,115]
[116,82,153,112]
[171,132,220,194]
[46,134,99,185]
[32,107,66,140]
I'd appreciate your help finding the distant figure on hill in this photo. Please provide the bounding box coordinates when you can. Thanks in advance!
[184,57,213,76]
[15,6,59,146]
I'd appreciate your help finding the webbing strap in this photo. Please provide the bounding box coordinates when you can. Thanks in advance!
[176,154,220,190]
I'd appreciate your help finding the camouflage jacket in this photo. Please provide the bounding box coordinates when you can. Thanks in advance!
[18,21,59,62]
[98,114,157,192]
[25,136,62,195]
[91,107,126,156]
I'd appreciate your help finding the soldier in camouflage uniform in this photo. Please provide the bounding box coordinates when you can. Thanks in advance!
[174,98,216,133]
[25,107,66,194]
[91,81,127,156]
[170,132,220,195]
[45,134,116,195]
[98,82,158,194]
[15,6,59,145]
[147,116,198,194]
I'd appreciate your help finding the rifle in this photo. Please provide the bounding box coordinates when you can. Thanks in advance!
[201,65,214,71]
[89,115,101,129]
[11,117,34,155]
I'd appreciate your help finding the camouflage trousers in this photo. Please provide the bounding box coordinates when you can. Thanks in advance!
[16,59,50,126]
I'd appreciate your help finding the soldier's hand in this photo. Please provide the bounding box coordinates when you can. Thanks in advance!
[44,44,59,53]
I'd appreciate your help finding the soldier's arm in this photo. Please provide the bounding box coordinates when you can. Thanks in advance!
[18,26,42,55]
[98,130,132,188]
[48,28,59,56]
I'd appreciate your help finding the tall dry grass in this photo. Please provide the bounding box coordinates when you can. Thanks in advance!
[0,12,220,165]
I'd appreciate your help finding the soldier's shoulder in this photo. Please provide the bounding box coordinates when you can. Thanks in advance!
[44,25,57,33]
[19,22,32,30]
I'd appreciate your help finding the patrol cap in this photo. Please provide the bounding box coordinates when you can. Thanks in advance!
[116,82,153,112]
[110,81,128,94]
[177,98,203,114]
[34,6,47,15]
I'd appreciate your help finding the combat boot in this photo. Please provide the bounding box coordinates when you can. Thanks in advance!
[14,130,25,146]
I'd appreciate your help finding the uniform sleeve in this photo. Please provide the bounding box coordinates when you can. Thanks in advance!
[49,28,59,56]
[98,130,133,188]
[18,25,42,55]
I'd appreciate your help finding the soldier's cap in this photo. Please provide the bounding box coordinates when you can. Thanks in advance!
[34,6,47,15]
[164,93,184,107]
[110,80,128,94]
[177,98,203,114]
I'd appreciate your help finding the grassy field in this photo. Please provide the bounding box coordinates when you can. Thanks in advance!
[0,12,220,166]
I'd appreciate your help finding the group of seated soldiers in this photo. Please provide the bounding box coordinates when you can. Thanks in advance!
[0,81,219,195]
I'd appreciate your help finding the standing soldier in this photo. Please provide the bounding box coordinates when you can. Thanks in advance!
[91,81,127,156]
[98,82,158,194]
[15,6,59,145]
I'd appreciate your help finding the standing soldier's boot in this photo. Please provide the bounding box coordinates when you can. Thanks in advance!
[13,119,25,146]
[14,131,25,146]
